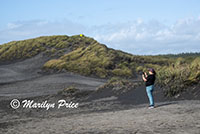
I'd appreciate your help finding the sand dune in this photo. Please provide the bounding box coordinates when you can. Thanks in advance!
[0,54,200,134]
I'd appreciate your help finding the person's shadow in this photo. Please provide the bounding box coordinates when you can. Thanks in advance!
[155,102,176,108]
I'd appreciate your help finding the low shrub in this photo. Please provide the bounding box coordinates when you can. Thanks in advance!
[97,77,141,94]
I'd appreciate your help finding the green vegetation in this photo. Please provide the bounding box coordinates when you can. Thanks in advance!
[0,40,46,62]
[58,86,80,96]
[156,57,200,97]
[44,43,114,77]
[1,35,199,97]
[0,35,95,62]
[43,41,169,78]
[97,77,141,94]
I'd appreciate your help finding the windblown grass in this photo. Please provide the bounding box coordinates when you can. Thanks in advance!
[0,35,95,62]
[1,35,199,97]
[155,57,200,97]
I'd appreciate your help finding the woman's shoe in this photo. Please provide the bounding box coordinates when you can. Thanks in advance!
[148,106,154,109]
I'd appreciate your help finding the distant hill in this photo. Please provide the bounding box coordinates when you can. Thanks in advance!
[159,52,200,58]
[0,35,199,97]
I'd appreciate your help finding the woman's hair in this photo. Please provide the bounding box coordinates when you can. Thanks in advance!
[148,68,156,75]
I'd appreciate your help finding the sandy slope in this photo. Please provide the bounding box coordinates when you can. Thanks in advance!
[0,54,106,101]
[0,72,105,101]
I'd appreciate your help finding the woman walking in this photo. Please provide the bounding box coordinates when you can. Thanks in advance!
[142,68,156,109]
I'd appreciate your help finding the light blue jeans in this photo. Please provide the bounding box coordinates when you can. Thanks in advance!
[146,85,154,106]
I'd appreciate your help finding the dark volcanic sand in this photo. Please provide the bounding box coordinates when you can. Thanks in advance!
[0,55,200,134]
[0,54,106,100]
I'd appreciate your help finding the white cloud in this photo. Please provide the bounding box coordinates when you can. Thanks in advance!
[0,18,200,55]
[0,20,86,44]
[7,23,22,29]
[93,18,200,54]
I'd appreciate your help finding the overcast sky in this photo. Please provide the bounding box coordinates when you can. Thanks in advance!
[1,0,200,55]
